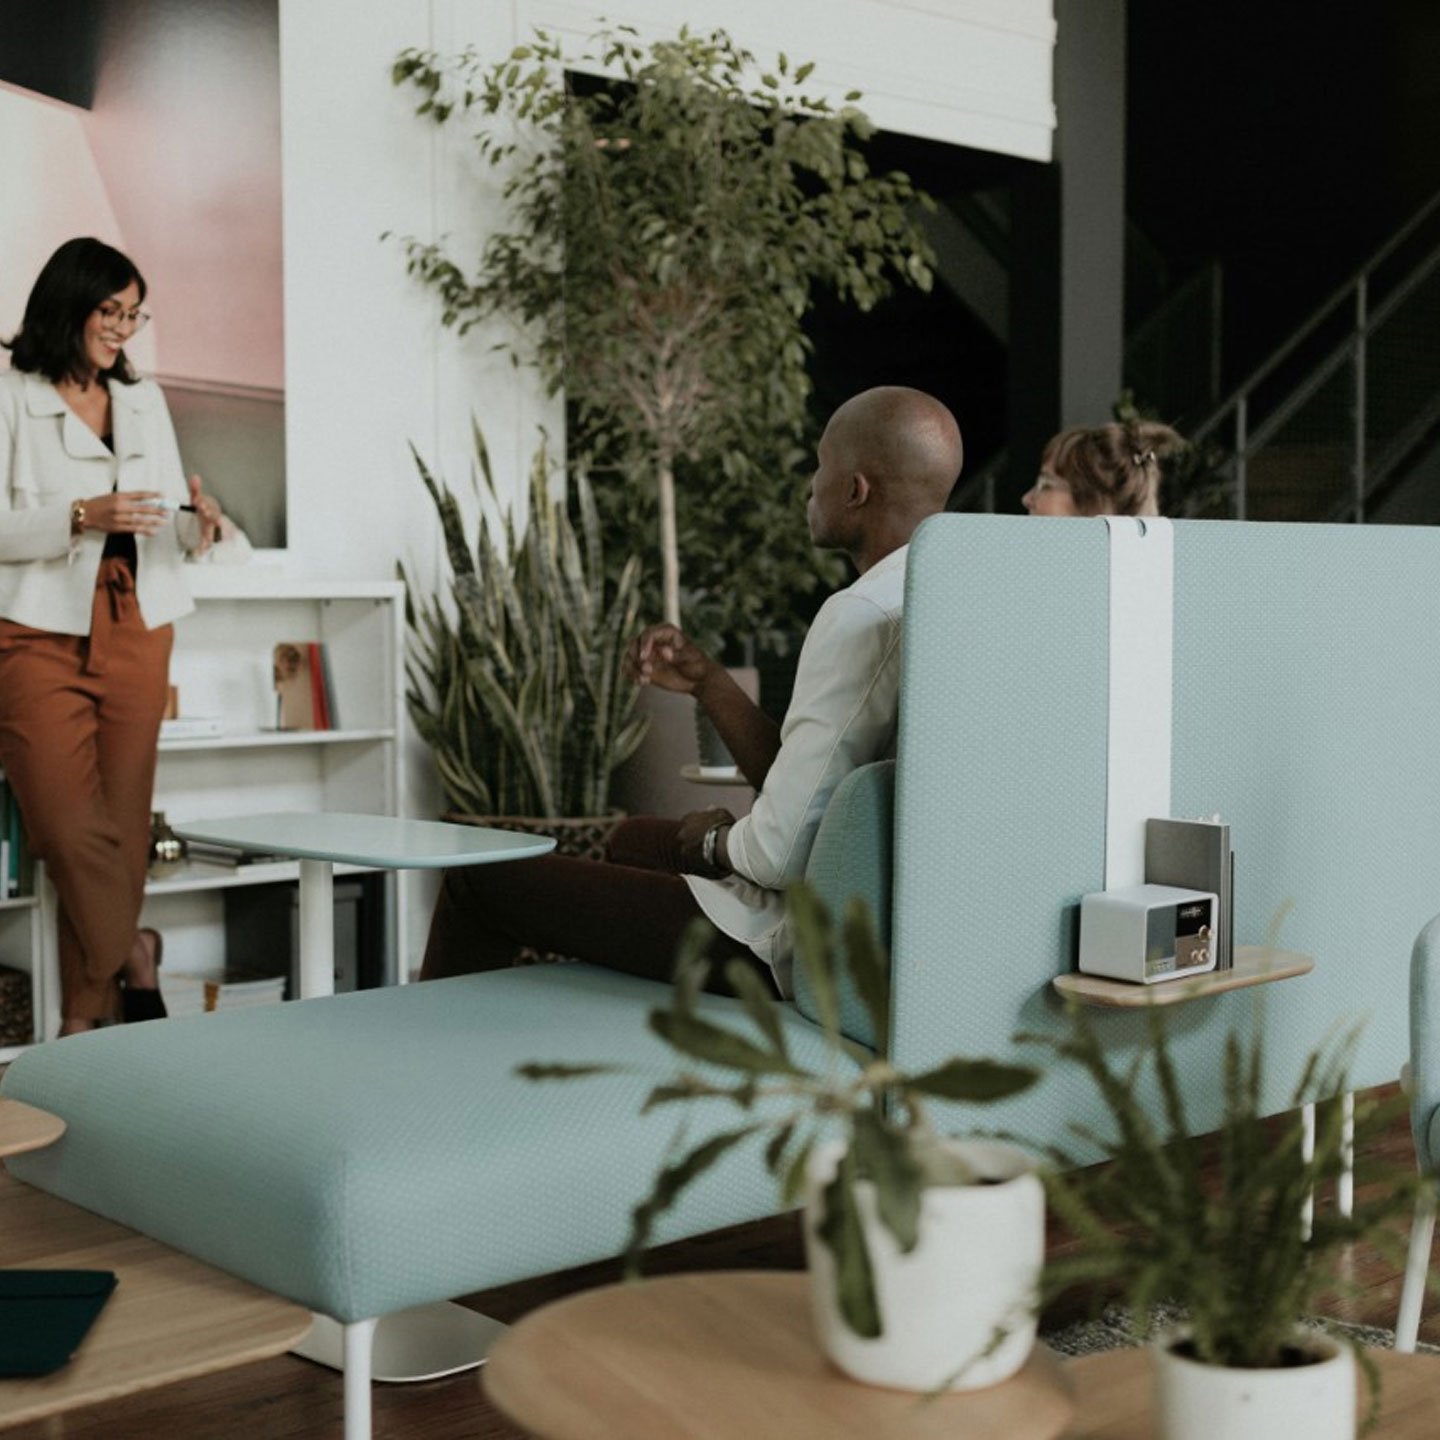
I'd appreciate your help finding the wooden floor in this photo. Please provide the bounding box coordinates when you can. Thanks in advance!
[5,1084,1436,1440]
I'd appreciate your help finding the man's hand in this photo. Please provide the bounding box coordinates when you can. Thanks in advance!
[625,624,718,696]
[676,806,736,878]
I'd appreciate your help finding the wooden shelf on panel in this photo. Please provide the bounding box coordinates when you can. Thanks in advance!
[0,1098,64,1157]
[1052,946,1314,1009]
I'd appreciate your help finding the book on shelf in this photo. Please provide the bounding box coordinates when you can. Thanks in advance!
[184,841,288,869]
[1145,816,1234,971]
[0,779,29,898]
[272,641,338,732]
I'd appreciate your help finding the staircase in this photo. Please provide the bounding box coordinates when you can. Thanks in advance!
[1186,189,1440,522]
[946,189,1440,522]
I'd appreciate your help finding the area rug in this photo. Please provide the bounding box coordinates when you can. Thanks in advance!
[1042,1301,1440,1358]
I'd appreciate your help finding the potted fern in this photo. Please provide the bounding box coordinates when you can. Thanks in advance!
[402,427,647,857]
[521,886,1044,1391]
[1032,995,1422,1439]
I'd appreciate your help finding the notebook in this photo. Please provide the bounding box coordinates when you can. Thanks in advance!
[0,1269,117,1376]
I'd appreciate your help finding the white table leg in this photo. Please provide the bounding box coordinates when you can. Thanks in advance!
[1338,1089,1354,1218]
[297,857,335,999]
[1301,1101,1316,1241]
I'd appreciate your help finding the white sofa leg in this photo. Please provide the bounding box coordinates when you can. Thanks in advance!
[1338,1090,1355,1218]
[344,1317,378,1440]
[1301,1102,1316,1241]
[1397,1188,1436,1353]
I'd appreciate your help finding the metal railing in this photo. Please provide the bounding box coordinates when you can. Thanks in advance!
[1187,188,1440,522]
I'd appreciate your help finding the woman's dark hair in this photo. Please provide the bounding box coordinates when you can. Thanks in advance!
[3,237,147,386]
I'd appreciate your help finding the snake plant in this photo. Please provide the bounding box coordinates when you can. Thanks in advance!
[402,425,648,818]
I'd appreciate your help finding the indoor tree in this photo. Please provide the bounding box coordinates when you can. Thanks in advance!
[391,23,935,650]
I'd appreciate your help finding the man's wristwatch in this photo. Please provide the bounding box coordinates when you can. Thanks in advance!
[701,820,728,872]
[69,500,87,537]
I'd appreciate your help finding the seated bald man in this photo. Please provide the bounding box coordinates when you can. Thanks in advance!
[420,386,963,997]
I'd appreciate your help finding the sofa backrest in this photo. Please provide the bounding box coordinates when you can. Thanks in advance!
[796,759,894,1044]
[888,514,1440,1158]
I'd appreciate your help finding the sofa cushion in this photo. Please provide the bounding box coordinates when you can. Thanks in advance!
[2,965,835,1322]
[795,760,894,1049]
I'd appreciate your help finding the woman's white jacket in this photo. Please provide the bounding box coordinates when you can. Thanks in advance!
[0,370,196,634]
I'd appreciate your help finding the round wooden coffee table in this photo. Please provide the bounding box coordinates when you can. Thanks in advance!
[483,1270,1074,1440]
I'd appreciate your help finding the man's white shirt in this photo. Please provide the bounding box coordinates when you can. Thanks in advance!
[684,544,908,996]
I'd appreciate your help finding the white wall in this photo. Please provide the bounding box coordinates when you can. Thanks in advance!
[87,0,284,391]
[278,0,564,584]
[525,0,1056,161]
[0,84,133,360]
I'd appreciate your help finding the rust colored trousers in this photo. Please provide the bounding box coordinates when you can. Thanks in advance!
[0,559,172,1020]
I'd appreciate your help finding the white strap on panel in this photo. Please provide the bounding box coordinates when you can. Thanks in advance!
[1103,517,1174,889]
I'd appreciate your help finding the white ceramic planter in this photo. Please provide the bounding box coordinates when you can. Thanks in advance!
[1154,1329,1356,1440]
[802,1137,1044,1391]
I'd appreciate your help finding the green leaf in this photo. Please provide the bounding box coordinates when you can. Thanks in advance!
[841,898,890,1056]
[515,1062,621,1081]
[815,1150,882,1337]
[787,883,839,1039]
[781,1135,816,1206]
[625,1124,763,1272]
[649,1010,804,1077]
[640,1074,755,1112]
[671,920,713,1015]
[850,1110,922,1252]
[905,1058,1037,1103]
[764,1121,795,1174]
[724,958,791,1062]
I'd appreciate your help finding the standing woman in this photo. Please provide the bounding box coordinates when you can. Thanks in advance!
[0,237,223,1035]
[1022,419,1182,517]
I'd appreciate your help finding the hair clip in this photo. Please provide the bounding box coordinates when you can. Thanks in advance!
[1132,449,1155,466]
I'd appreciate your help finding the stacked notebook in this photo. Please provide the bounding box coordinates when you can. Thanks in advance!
[164,972,287,1018]
[1145,817,1234,970]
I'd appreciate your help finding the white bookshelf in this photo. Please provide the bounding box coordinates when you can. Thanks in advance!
[26,572,407,1045]
[0,884,45,1064]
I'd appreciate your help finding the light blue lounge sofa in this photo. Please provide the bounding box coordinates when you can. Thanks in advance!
[6,515,1439,1437]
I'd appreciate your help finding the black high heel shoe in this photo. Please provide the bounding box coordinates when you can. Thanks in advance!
[121,928,167,1024]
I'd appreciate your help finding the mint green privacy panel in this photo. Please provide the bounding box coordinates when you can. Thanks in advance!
[890,515,1440,1160]
[4,967,835,1322]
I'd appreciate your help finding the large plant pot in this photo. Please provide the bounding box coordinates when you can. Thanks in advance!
[1154,1329,1355,1440]
[693,665,759,772]
[802,1137,1043,1392]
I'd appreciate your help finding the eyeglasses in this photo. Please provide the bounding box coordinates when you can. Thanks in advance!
[1032,473,1070,494]
[94,301,150,334]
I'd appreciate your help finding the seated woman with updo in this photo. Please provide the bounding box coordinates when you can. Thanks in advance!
[1022,420,1182,517]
